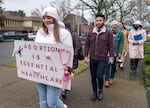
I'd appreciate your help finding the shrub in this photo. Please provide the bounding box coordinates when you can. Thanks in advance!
[147,36,150,42]
[144,44,150,55]
[145,65,150,79]
[144,55,150,65]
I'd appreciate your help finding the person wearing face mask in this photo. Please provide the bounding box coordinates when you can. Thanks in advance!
[35,6,73,108]
[84,13,114,101]
[128,20,147,75]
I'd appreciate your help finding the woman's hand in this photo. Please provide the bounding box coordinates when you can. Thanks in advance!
[133,41,139,45]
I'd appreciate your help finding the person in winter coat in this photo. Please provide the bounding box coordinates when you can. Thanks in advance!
[35,6,73,108]
[128,20,147,74]
[64,22,81,70]
[84,13,114,101]
[61,21,81,98]
[104,20,124,87]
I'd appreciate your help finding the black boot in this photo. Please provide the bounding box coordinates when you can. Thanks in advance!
[130,59,134,74]
[61,90,67,99]
[90,93,97,101]
[98,91,104,100]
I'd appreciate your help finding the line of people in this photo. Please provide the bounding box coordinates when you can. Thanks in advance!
[84,13,147,102]
[33,5,147,108]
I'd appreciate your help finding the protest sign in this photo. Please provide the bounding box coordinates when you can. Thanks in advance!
[14,40,73,90]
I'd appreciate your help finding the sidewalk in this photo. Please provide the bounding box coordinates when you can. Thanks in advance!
[0,62,147,108]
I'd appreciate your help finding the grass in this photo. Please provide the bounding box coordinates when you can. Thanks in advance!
[74,60,89,76]
[144,44,150,88]
[147,36,150,42]
[4,60,89,75]
[4,61,16,67]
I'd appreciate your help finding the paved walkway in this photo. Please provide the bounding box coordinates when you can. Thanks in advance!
[0,59,147,108]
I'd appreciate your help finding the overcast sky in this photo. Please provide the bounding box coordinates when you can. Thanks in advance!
[1,0,91,21]
[2,0,52,16]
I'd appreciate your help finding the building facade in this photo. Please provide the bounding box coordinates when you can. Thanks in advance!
[0,11,42,34]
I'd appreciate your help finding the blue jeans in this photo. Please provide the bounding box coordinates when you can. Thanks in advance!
[36,83,64,108]
[105,57,117,81]
[104,62,111,81]
[110,57,117,79]
[90,58,107,94]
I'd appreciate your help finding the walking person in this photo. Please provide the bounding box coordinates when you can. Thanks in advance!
[61,21,81,98]
[35,6,73,108]
[84,13,114,101]
[128,20,147,75]
[118,21,129,69]
[104,21,124,87]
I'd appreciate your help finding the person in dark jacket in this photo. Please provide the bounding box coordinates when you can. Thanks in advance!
[84,13,114,101]
[61,21,81,98]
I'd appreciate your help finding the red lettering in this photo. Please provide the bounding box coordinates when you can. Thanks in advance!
[50,77,54,82]
[24,44,27,49]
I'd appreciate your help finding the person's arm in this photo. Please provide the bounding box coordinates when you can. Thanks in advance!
[108,31,115,58]
[72,33,81,57]
[138,29,147,45]
[84,32,90,63]
[84,32,90,57]
[118,32,124,55]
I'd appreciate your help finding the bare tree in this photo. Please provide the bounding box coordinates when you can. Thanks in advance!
[50,0,80,20]
[0,0,3,11]
[79,0,118,19]
[31,8,41,17]
[114,0,135,22]
[127,0,150,25]
[0,0,4,27]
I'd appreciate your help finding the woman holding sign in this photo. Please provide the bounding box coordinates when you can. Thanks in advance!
[128,20,147,75]
[35,6,73,108]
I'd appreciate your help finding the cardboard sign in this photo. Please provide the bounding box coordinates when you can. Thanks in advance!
[14,40,73,90]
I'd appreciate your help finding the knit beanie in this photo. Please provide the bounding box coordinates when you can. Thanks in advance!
[110,20,118,27]
[42,6,59,21]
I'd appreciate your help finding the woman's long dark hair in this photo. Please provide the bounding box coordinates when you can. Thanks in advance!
[119,21,126,29]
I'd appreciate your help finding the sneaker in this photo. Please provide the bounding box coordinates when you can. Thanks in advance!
[109,79,114,85]
[64,104,68,108]
[104,81,109,87]
[118,59,123,63]
[90,94,97,101]
[98,91,104,100]
[120,63,124,70]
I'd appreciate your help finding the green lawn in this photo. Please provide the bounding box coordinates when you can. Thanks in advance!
[4,61,16,67]
[144,44,150,88]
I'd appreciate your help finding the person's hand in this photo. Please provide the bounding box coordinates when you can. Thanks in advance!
[109,57,114,64]
[122,52,127,56]
[133,41,139,45]
[70,73,74,79]
[84,57,89,64]
[118,53,121,58]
